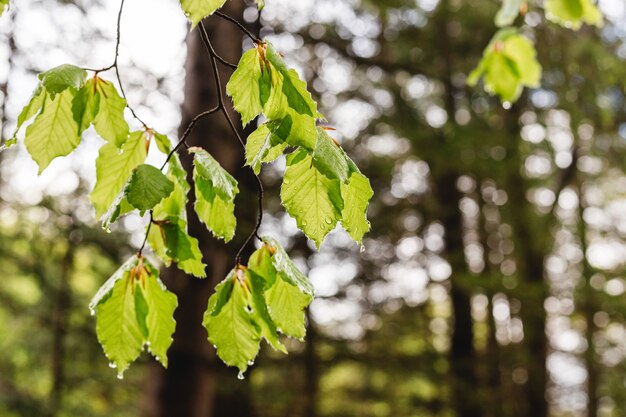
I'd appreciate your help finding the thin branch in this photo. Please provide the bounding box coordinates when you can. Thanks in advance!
[198,21,265,264]
[214,11,262,44]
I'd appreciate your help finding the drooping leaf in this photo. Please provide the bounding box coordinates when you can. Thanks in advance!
[281,149,343,249]
[544,0,603,29]
[340,168,373,245]
[264,272,312,340]
[91,130,148,218]
[226,47,264,126]
[153,131,172,154]
[495,0,526,27]
[142,262,178,367]
[190,147,239,241]
[204,270,261,374]
[24,89,81,173]
[126,164,175,212]
[467,29,541,102]
[38,64,86,98]
[180,0,227,28]
[92,77,130,147]
[245,123,287,174]
[93,257,145,376]
[268,108,318,150]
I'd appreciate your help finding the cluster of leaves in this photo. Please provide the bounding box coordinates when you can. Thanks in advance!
[470,0,603,101]
[1,0,373,378]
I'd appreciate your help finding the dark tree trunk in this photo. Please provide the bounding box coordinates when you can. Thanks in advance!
[141,4,258,417]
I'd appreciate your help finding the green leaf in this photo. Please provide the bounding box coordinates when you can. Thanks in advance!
[248,268,287,353]
[467,29,541,102]
[126,164,175,212]
[262,236,315,296]
[12,85,46,138]
[153,131,172,154]
[0,137,17,153]
[545,0,603,29]
[180,0,227,28]
[256,238,314,339]
[190,147,239,241]
[91,130,148,218]
[495,0,525,27]
[340,169,373,245]
[24,89,80,174]
[73,78,100,135]
[92,77,130,147]
[93,258,145,376]
[226,48,264,126]
[255,0,264,10]
[203,270,261,374]
[264,272,312,340]
[142,262,178,367]
[312,128,350,182]
[245,123,287,174]
[268,108,317,150]
[157,217,207,278]
[38,64,86,98]
[281,149,343,249]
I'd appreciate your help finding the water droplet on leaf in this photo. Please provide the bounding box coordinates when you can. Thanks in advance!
[237,372,245,380]
[109,362,117,369]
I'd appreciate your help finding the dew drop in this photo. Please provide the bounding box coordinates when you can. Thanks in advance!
[301,220,307,226]
[359,245,366,253]
[283,179,290,185]
[89,309,95,316]
[502,101,511,110]
[117,373,124,380]
[237,372,245,380]
[247,360,255,366]
[109,362,117,369]
[319,224,325,230]
[276,327,283,334]
[324,218,332,224]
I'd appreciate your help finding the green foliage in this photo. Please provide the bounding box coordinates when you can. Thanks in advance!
[204,237,314,374]
[91,256,177,377]
[191,147,239,242]
[179,0,227,27]
[0,0,8,15]
[467,28,541,102]
[126,164,175,212]
[91,130,148,218]
[7,1,373,378]
[544,0,603,29]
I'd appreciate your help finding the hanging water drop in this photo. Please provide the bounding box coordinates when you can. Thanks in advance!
[117,373,124,380]
[109,362,117,369]
[502,101,511,110]
[359,245,366,253]
[89,308,95,316]
[237,372,245,380]
[247,360,255,366]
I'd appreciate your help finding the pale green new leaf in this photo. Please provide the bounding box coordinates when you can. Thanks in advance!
[143,263,178,367]
[281,149,343,249]
[24,89,80,173]
[248,268,287,353]
[255,0,264,10]
[468,29,541,102]
[180,0,227,27]
[245,123,287,174]
[190,147,239,241]
[153,131,172,154]
[545,0,603,29]
[156,217,207,278]
[495,0,526,27]
[38,64,86,97]
[226,48,263,126]
[126,164,175,212]
[92,78,130,147]
[204,271,261,374]
[268,108,317,150]
[94,261,145,376]
[91,130,148,218]
[340,169,373,245]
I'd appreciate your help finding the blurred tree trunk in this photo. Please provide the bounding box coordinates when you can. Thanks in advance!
[141,4,257,417]
[303,311,319,417]
[502,107,548,417]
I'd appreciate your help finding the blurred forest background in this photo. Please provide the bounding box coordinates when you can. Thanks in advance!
[2,0,626,416]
